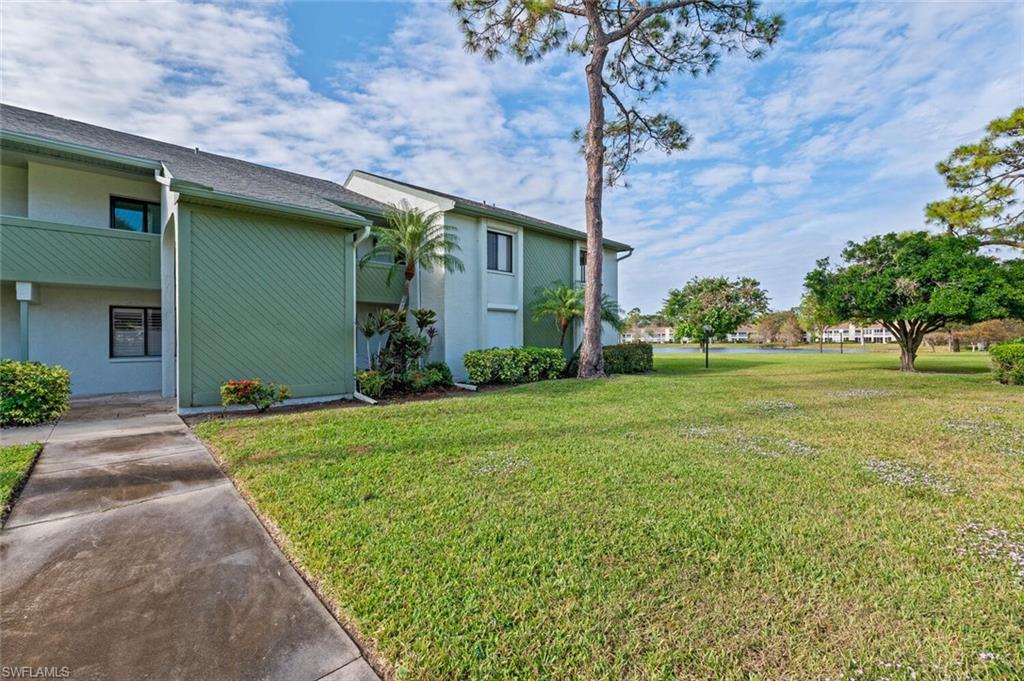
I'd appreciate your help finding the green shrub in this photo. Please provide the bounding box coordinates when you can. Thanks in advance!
[424,362,454,388]
[463,347,566,385]
[603,343,654,374]
[0,359,71,427]
[357,370,387,399]
[220,379,291,413]
[990,342,1024,385]
[567,342,655,376]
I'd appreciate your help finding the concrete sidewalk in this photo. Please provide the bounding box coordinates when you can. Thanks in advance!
[1,393,378,681]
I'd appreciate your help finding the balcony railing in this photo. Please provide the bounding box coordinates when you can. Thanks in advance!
[0,215,160,289]
[356,261,403,305]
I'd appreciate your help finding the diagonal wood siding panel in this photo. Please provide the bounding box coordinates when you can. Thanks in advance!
[186,207,353,405]
[356,262,404,305]
[523,231,573,350]
[0,217,159,288]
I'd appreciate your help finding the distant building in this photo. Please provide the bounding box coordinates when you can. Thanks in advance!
[623,325,674,343]
[726,325,757,342]
[819,322,895,344]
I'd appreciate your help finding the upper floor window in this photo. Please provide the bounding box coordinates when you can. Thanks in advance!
[111,197,161,234]
[487,231,512,273]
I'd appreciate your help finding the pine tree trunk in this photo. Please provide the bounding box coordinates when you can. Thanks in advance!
[578,41,609,379]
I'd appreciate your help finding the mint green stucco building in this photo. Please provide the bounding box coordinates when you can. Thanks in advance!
[0,105,632,410]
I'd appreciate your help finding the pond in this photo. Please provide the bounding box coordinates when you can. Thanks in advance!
[653,345,867,354]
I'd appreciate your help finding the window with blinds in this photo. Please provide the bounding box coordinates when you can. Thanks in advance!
[110,307,161,358]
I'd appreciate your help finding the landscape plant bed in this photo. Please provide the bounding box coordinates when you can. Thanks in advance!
[1,443,43,526]
[184,385,506,426]
[195,352,1024,679]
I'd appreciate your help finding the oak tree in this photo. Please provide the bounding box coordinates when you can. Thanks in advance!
[662,276,768,348]
[805,232,1024,372]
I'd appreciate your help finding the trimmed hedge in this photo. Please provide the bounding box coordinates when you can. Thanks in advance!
[603,342,654,374]
[990,342,1024,385]
[568,342,655,376]
[464,347,566,385]
[0,359,71,427]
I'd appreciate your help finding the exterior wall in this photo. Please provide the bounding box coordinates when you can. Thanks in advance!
[178,204,354,407]
[27,161,160,229]
[484,218,523,349]
[0,284,161,395]
[571,241,622,348]
[437,212,485,379]
[601,247,620,346]
[0,282,22,359]
[1,164,28,216]
[522,230,574,351]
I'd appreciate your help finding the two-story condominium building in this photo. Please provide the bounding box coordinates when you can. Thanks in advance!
[726,325,757,342]
[622,325,673,343]
[0,105,632,409]
[820,322,895,344]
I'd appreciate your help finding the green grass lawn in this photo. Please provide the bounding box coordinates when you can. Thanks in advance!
[1,443,41,519]
[195,353,1023,680]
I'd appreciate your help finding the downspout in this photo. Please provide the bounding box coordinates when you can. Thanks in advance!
[352,225,373,401]
[613,248,634,344]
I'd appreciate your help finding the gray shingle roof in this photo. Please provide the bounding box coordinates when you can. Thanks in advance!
[0,104,390,221]
[351,170,632,251]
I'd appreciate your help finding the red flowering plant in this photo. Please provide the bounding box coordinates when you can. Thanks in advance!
[219,379,291,413]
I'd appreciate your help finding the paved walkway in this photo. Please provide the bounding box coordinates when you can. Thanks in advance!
[1,393,378,681]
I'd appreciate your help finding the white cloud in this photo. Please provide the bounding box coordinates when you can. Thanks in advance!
[690,163,749,197]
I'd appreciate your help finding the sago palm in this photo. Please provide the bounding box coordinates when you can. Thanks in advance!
[531,283,623,349]
[362,203,465,312]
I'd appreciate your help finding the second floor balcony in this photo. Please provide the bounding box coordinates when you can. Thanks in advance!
[0,215,161,289]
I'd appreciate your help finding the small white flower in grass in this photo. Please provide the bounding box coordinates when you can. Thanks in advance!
[730,433,818,458]
[745,399,798,415]
[830,388,895,399]
[957,522,1024,585]
[476,452,529,476]
[678,424,726,439]
[864,459,958,496]
[978,652,996,662]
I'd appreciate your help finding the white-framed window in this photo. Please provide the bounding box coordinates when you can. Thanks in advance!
[578,249,587,281]
[487,230,513,273]
[110,306,161,358]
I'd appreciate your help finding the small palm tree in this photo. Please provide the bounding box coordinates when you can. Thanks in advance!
[361,203,465,312]
[531,283,623,349]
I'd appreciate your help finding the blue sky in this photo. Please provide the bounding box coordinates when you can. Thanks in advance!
[2,1,1021,312]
